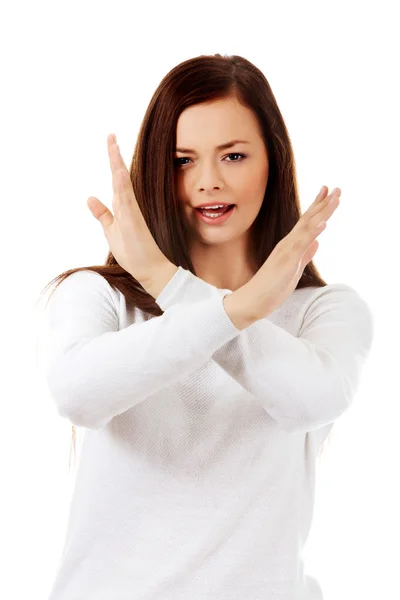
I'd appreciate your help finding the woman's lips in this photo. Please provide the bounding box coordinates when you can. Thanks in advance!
[194,204,236,225]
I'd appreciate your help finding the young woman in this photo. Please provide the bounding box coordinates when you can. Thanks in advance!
[39,53,374,599]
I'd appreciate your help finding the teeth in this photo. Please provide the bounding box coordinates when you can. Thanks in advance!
[199,205,225,209]
[202,212,224,218]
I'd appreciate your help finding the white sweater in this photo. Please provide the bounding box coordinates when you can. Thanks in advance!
[40,266,374,600]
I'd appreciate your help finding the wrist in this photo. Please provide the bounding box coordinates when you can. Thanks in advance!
[141,261,179,299]
[222,285,261,331]
[223,274,274,330]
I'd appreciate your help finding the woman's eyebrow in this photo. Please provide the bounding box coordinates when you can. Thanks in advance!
[175,140,250,154]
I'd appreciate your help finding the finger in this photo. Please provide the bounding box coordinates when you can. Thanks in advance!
[310,186,329,210]
[317,186,328,201]
[301,187,341,235]
[290,188,340,254]
[317,186,341,210]
[87,196,114,229]
[309,191,340,232]
[107,134,132,206]
[294,187,327,233]
[317,188,341,222]
[307,186,338,219]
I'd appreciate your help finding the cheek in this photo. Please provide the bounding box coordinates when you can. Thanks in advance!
[238,175,266,205]
[247,166,268,202]
[239,160,268,189]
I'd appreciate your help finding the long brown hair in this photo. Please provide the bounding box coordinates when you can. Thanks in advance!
[38,53,331,471]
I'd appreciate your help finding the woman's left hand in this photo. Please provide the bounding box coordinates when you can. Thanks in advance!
[224,186,341,329]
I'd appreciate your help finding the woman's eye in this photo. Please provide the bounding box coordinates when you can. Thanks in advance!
[174,157,190,167]
[174,153,246,167]
[226,153,246,162]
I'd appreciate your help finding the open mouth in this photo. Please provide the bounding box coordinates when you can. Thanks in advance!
[195,204,236,224]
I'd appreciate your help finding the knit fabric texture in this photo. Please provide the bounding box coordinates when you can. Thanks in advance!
[40,266,374,599]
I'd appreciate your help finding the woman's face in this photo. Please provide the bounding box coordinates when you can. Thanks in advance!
[174,96,269,247]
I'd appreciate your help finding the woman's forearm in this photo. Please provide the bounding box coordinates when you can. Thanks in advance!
[140,261,180,300]
[223,276,271,331]
[143,260,270,332]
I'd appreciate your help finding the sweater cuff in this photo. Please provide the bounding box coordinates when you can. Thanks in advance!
[155,266,241,334]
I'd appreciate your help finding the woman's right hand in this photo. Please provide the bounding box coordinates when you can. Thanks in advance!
[87,134,173,288]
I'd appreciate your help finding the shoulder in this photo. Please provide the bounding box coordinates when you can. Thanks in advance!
[300,282,373,313]
[297,282,374,342]
[45,269,120,316]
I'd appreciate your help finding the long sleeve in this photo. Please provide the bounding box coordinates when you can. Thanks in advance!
[156,267,375,434]
[38,269,241,430]
[218,285,374,433]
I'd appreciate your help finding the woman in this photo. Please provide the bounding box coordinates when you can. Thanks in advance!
[39,53,374,599]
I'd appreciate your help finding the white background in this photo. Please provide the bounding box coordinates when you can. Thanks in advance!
[1,0,398,598]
